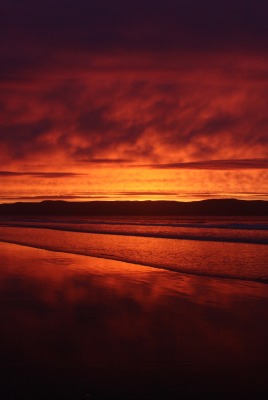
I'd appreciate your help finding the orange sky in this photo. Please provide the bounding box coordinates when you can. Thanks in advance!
[0,1,268,202]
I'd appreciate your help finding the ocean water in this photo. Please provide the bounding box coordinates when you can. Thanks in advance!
[0,215,267,283]
[1,218,268,397]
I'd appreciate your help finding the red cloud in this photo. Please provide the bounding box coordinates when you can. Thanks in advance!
[1,0,268,200]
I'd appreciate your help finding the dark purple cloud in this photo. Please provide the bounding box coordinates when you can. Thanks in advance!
[1,75,268,166]
[0,171,83,178]
[79,158,133,164]
[1,0,268,56]
[147,158,268,170]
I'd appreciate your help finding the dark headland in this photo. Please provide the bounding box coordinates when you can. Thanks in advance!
[0,199,268,216]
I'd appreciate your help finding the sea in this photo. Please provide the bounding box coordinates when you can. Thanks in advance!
[1,215,268,397]
[0,215,267,283]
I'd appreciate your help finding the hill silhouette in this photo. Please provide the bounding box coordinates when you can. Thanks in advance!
[0,199,267,216]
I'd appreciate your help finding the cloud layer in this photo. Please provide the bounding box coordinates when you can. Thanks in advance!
[0,0,268,200]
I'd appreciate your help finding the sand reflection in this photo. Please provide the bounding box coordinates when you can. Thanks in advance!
[0,241,268,397]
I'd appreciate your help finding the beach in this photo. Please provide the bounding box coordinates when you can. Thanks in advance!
[0,240,268,398]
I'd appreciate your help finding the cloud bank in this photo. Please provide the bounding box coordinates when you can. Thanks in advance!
[0,0,268,200]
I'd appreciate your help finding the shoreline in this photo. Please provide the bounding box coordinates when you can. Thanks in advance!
[0,225,268,284]
[0,237,268,286]
[1,237,268,287]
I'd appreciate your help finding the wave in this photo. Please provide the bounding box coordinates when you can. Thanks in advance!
[2,216,268,230]
[1,220,268,245]
[1,237,268,285]
[0,225,268,284]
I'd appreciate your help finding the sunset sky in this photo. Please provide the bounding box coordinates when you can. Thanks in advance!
[1,0,268,202]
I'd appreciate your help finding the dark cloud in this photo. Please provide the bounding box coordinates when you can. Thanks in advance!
[79,158,133,164]
[0,0,268,188]
[0,171,83,178]
[1,0,268,57]
[0,119,55,159]
[1,75,268,166]
[0,194,109,201]
[117,191,178,196]
[148,159,268,170]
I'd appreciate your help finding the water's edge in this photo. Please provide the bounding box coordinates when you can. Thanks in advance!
[1,227,268,285]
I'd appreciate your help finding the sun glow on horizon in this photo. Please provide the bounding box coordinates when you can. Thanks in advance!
[0,166,267,203]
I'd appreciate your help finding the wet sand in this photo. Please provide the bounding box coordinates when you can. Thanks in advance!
[0,241,268,398]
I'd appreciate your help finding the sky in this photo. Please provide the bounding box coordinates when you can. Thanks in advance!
[1,0,268,202]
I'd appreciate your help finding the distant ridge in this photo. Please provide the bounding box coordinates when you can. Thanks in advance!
[0,199,267,216]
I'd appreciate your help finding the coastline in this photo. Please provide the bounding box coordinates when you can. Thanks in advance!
[1,241,268,397]
[0,225,268,283]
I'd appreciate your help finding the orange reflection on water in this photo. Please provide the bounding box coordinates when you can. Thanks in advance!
[1,225,268,283]
[0,241,268,397]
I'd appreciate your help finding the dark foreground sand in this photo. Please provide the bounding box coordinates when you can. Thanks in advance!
[0,241,268,398]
